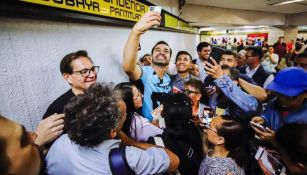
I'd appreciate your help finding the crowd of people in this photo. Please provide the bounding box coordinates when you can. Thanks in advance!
[1,11,307,175]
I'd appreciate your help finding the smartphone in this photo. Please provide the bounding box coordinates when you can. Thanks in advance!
[200,106,214,125]
[148,6,162,27]
[249,121,267,132]
[151,104,163,120]
[172,86,182,93]
[206,57,215,66]
[255,147,286,175]
[149,6,162,14]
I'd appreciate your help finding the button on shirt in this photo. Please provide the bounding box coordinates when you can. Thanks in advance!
[46,134,170,175]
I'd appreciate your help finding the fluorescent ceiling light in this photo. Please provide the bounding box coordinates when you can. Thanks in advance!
[267,0,305,6]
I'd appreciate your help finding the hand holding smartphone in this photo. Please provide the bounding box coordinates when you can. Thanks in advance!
[255,147,286,175]
[249,121,267,132]
[148,6,162,27]
[149,6,162,14]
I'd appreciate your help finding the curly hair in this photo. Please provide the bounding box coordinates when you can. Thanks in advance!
[64,83,120,147]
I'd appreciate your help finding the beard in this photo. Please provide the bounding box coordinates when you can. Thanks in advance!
[152,58,170,66]
[152,61,169,66]
[152,53,170,66]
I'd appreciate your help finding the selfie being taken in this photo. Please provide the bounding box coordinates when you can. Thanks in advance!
[1,0,307,175]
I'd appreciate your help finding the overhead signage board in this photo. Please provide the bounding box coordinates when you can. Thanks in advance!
[20,0,149,22]
[19,0,196,33]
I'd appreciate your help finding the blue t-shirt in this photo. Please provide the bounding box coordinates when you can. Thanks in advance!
[140,66,171,121]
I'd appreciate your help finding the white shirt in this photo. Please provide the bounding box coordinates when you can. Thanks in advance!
[261,54,279,74]
[245,65,274,88]
[245,65,260,78]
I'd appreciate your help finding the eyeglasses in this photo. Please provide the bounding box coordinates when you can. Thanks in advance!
[245,54,254,58]
[203,123,218,134]
[133,91,143,100]
[184,89,200,95]
[73,66,99,77]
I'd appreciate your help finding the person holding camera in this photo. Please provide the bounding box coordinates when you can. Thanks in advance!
[261,46,279,74]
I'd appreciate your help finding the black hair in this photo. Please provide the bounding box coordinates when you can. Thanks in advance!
[151,41,172,57]
[222,50,237,61]
[197,42,211,52]
[0,116,10,174]
[184,79,205,96]
[296,51,307,59]
[246,47,263,60]
[60,50,93,74]
[64,83,120,147]
[175,51,193,63]
[140,53,151,62]
[114,82,139,138]
[295,42,303,51]
[276,123,307,166]
[216,115,250,170]
[162,93,192,135]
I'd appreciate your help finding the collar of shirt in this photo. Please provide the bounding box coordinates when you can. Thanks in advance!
[245,64,260,78]
[174,73,191,82]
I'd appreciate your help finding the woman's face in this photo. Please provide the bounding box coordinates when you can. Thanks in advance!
[132,86,143,109]
[204,116,223,146]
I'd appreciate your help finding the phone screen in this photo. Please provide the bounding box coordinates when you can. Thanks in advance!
[200,106,214,125]
[149,6,162,14]
[255,147,286,175]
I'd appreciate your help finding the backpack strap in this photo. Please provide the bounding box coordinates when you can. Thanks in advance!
[109,147,135,175]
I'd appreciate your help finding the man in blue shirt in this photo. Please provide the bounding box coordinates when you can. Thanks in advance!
[204,57,262,122]
[251,67,307,143]
[122,12,172,121]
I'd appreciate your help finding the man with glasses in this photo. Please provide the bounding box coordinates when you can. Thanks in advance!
[42,50,98,130]
[240,47,273,88]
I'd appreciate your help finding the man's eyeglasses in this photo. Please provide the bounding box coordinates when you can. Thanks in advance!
[184,89,200,95]
[73,66,99,77]
[245,54,253,58]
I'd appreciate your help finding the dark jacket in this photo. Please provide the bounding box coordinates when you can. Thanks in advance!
[240,65,271,87]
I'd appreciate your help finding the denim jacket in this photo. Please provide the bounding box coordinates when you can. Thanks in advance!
[209,75,262,121]
[262,98,307,131]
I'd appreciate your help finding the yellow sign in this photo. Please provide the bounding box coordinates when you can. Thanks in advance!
[20,0,149,22]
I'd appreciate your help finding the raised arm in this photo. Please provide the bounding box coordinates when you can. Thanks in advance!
[122,12,161,80]
[238,78,267,102]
